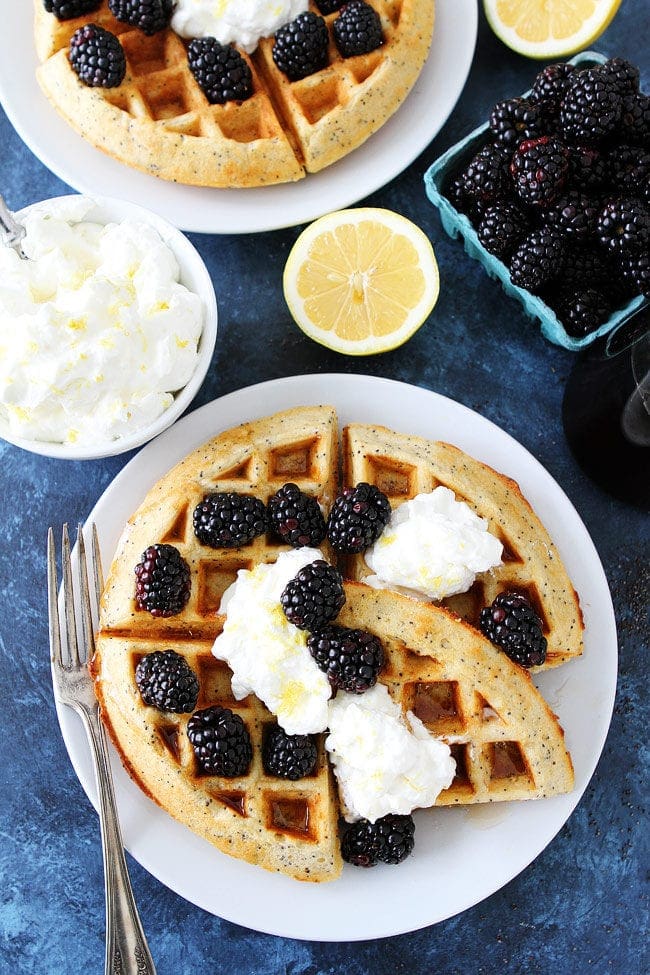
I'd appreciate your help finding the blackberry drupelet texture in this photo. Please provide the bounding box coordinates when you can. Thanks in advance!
[187,38,253,103]
[509,226,566,293]
[458,143,510,207]
[69,24,126,88]
[489,97,544,148]
[597,199,650,256]
[280,560,346,631]
[134,544,191,618]
[510,136,570,207]
[342,814,415,866]
[477,202,529,260]
[307,624,384,693]
[550,288,612,337]
[193,492,267,548]
[108,0,173,35]
[187,706,253,777]
[560,67,622,144]
[43,0,101,19]
[267,482,326,548]
[333,1,384,58]
[544,190,599,240]
[479,591,547,667]
[263,726,318,780]
[529,62,575,117]
[272,11,329,81]
[135,650,199,713]
[327,482,391,554]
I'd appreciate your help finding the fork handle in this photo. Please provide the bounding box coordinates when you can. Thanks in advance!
[79,703,157,975]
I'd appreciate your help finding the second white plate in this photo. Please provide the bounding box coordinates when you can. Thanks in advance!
[0,0,477,233]
[56,375,617,941]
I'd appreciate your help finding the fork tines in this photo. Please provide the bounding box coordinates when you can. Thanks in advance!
[47,523,104,670]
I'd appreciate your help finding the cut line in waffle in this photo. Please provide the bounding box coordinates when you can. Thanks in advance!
[340,583,574,804]
[34,0,435,187]
[341,423,584,670]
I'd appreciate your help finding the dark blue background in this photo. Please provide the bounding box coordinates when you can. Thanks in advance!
[1,3,648,973]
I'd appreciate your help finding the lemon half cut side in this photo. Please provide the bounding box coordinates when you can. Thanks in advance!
[283,208,440,356]
[483,0,622,59]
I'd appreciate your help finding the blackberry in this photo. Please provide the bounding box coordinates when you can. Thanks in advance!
[479,591,547,667]
[619,251,650,298]
[596,198,650,256]
[602,57,640,98]
[187,706,252,777]
[69,24,126,88]
[187,38,253,104]
[272,11,329,81]
[193,492,267,548]
[529,62,575,116]
[307,624,384,693]
[333,1,383,58]
[561,246,609,291]
[488,97,544,148]
[267,482,326,548]
[134,544,191,617]
[341,814,415,867]
[477,202,529,260]
[607,145,650,195]
[544,190,599,240]
[509,226,566,292]
[314,0,345,12]
[263,725,317,780]
[134,650,199,713]
[107,0,172,35]
[43,0,101,19]
[560,66,622,144]
[458,143,510,206]
[551,287,612,338]
[326,482,391,554]
[510,136,570,207]
[280,560,345,631]
[569,145,607,191]
[619,93,650,149]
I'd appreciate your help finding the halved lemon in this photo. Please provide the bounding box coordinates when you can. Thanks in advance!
[483,0,622,59]
[283,208,440,356]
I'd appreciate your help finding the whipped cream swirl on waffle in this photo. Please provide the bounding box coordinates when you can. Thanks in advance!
[171,0,309,53]
[326,685,456,822]
[364,486,503,600]
[212,547,332,735]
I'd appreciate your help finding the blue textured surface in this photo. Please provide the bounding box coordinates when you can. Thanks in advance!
[1,4,648,974]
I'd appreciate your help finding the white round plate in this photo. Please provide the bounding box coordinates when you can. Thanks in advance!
[1,0,477,234]
[58,375,617,941]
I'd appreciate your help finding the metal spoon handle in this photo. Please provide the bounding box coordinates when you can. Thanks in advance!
[0,195,26,250]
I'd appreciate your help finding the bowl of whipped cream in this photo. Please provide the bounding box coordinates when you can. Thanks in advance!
[0,194,217,459]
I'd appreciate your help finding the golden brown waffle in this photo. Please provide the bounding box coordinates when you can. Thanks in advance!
[34,0,435,187]
[93,406,342,881]
[340,583,574,805]
[341,423,584,670]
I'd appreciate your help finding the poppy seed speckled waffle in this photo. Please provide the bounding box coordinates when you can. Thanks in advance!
[34,0,435,187]
[92,406,578,881]
[93,406,343,881]
[338,583,574,806]
[341,423,584,670]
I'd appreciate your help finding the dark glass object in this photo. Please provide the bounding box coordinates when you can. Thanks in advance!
[562,311,650,509]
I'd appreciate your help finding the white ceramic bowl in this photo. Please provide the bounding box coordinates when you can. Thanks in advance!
[0,193,217,460]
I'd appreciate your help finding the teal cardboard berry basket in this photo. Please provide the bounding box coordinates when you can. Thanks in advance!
[423,51,647,351]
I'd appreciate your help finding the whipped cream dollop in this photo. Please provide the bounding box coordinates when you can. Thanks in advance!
[171,0,309,53]
[364,487,503,601]
[211,548,332,735]
[0,197,202,446]
[325,684,456,823]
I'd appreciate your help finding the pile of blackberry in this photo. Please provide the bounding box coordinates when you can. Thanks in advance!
[450,57,650,339]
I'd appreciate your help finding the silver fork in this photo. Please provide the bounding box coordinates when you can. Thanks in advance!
[47,523,156,975]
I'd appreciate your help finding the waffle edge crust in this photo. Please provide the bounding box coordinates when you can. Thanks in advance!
[34,0,436,187]
[92,406,578,882]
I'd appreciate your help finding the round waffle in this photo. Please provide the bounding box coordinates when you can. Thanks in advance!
[92,406,577,882]
[34,0,436,187]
